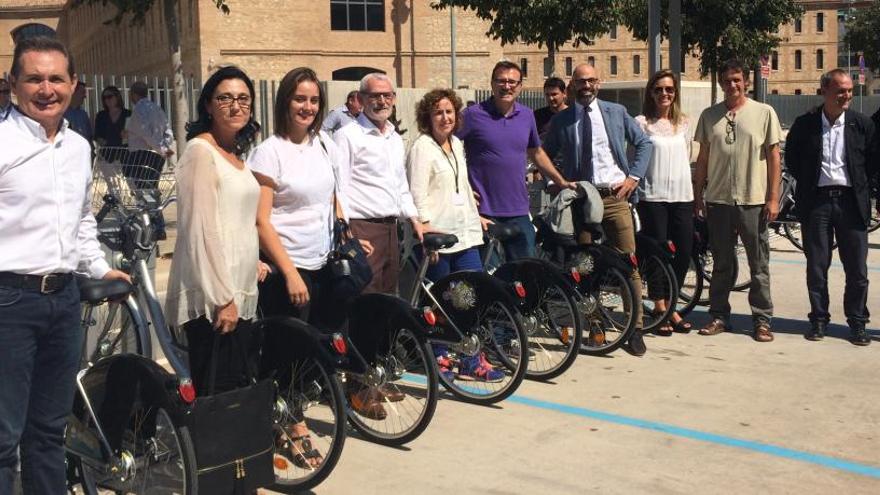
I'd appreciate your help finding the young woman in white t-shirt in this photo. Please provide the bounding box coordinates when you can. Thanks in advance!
[635,70,695,335]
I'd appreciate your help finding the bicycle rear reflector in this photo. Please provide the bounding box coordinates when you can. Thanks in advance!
[422,307,437,326]
[666,240,677,254]
[178,379,196,404]
[331,333,348,355]
[513,281,527,298]
[570,267,582,284]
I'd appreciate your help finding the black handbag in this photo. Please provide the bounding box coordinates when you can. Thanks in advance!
[328,217,373,300]
[191,333,275,495]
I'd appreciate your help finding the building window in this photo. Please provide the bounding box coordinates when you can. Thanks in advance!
[816,49,824,69]
[794,50,802,70]
[610,25,618,40]
[588,56,595,67]
[794,17,802,33]
[543,57,553,78]
[794,89,802,95]
[771,51,779,70]
[565,57,573,76]
[771,90,779,94]
[11,23,56,44]
[610,56,618,76]
[816,13,824,32]
[633,55,641,75]
[330,0,385,31]
[520,58,528,78]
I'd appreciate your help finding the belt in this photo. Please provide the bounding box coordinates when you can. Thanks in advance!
[359,217,398,224]
[0,272,73,294]
[595,187,615,198]
[817,186,851,198]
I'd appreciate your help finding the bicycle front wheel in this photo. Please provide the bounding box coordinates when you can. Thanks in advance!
[347,328,438,446]
[579,265,638,356]
[523,279,582,381]
[677,255,704,317]
[435,300,529,404]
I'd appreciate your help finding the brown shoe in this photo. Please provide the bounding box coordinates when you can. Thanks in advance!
[587,326,606,346]
[753,322,774,342]
[698,318,728,336]
[378,384,406,402]
[349,388,387,420]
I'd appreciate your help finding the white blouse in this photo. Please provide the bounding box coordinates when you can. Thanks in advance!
[247,132,345,271]
[165,138,261,327]
[635,116,694,203]
[407,134,483,254]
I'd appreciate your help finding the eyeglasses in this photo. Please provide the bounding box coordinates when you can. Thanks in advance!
[652,86,675,95]
[214,94,252,109]
[573,77,600,86]
[493,79,521,87]
[724,112,736,144]
[362,92,395,102]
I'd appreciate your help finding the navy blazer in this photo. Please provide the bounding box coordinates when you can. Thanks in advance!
[542,100,653,201]
[785,106,878,227]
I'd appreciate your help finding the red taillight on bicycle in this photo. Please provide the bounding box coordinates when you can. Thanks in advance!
[422,306,437,326]
[666,240,677,254]
[514,281,527,298]
[570,267,582,284]
[331,333,348,355]
[178,379,196,404]
[628,253,638,268]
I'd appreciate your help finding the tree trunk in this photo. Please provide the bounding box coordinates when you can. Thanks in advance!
[547,44,556,78]
[710,70,717,104]
[163,0,189,156]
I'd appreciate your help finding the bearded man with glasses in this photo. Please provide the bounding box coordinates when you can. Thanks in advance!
[693,59,782,343]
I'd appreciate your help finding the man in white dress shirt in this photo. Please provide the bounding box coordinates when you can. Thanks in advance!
[0,36,129,495]
[333,73,425,295]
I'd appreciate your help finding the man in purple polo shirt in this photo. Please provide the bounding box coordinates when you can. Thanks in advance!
[458,60,572,260]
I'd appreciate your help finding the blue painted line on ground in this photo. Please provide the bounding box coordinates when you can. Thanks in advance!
[403,373,880,479]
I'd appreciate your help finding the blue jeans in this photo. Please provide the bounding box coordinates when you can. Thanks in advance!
[425,247,484,282]
[482,215,536,270]
[0,280,82,495]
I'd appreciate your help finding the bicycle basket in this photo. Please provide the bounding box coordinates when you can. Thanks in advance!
[91,146,175,212]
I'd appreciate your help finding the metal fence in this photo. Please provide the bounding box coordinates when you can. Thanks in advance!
[475,89,546,110]
[767,95,880,127]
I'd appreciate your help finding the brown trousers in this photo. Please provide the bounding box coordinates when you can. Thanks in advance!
[599,197,643,326]
[349,219,400,295]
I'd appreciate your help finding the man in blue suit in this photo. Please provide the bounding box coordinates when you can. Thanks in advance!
[543,63,653,356]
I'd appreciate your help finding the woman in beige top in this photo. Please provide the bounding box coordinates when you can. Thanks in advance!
[165,66,268,395]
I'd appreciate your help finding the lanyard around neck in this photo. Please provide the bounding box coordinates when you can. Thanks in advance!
[433,137,460,194]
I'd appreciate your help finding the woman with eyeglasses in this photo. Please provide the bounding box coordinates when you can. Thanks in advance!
[165,66,268,397]
[93,86,130,148]
[635,70,695,335]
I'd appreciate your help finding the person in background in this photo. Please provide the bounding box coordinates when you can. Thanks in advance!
[0,78,13,120]
[534,77,568,138]
[0,36,129,495]
[407,88,503,382]
[785,69,877,345]
[693,59,782,343]
[64,80,92,142]
[635,70,695,336]
[126,80,174,158]
[322,89,362,133]
[94,85,130,147]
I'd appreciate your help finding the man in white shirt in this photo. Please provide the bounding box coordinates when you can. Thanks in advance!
[333,73,424,295]
[323,90,362,133]
[0,36,129,495]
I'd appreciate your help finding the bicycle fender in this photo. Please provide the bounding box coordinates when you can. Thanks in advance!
[428,271,520,333]
[635,232,674,261]
[74,354,186,452]
[346,293,432,363]
[256,316,347,375]
[494,258,574,311]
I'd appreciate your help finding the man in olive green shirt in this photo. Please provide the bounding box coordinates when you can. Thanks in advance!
[693,59,782,342]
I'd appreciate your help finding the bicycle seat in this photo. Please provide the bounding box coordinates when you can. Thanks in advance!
[422,233,459,251]
[486,223,521,241]
[78,277,133,304]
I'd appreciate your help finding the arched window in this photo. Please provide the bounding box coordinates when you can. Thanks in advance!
[332,66,385,81]
[11,23,56,44]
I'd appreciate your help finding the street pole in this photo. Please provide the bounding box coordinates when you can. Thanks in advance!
[669,0,682,77]
[648,0,662,75]
[450,7,457,89]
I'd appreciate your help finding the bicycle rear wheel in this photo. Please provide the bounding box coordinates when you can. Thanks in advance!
[270,356,346,493]
[677,255,704,317]
[639,254,678,333]
[579,266,638,356]
[347,328,438,446]
[523,279,582,381]
[435,300,528,404]
[699,245,748,292]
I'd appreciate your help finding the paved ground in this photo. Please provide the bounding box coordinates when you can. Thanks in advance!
[154,229,880,495]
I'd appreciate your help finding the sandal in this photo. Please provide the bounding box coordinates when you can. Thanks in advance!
[672,320,693,333]
[276,428,323,470]
[654,320,673,337]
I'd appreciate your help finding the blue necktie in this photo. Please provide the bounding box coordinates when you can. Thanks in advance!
[580,106,593,182]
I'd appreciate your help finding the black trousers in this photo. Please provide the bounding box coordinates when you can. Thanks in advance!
[636,201,695,292]
[258,264,344,332]
[183,317,261,396]
[802,190,870,326]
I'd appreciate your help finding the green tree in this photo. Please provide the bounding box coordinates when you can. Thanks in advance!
[621,0,802,101]
[72,0,230,152]
[844,0,880,72]
[431,0,620,78]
